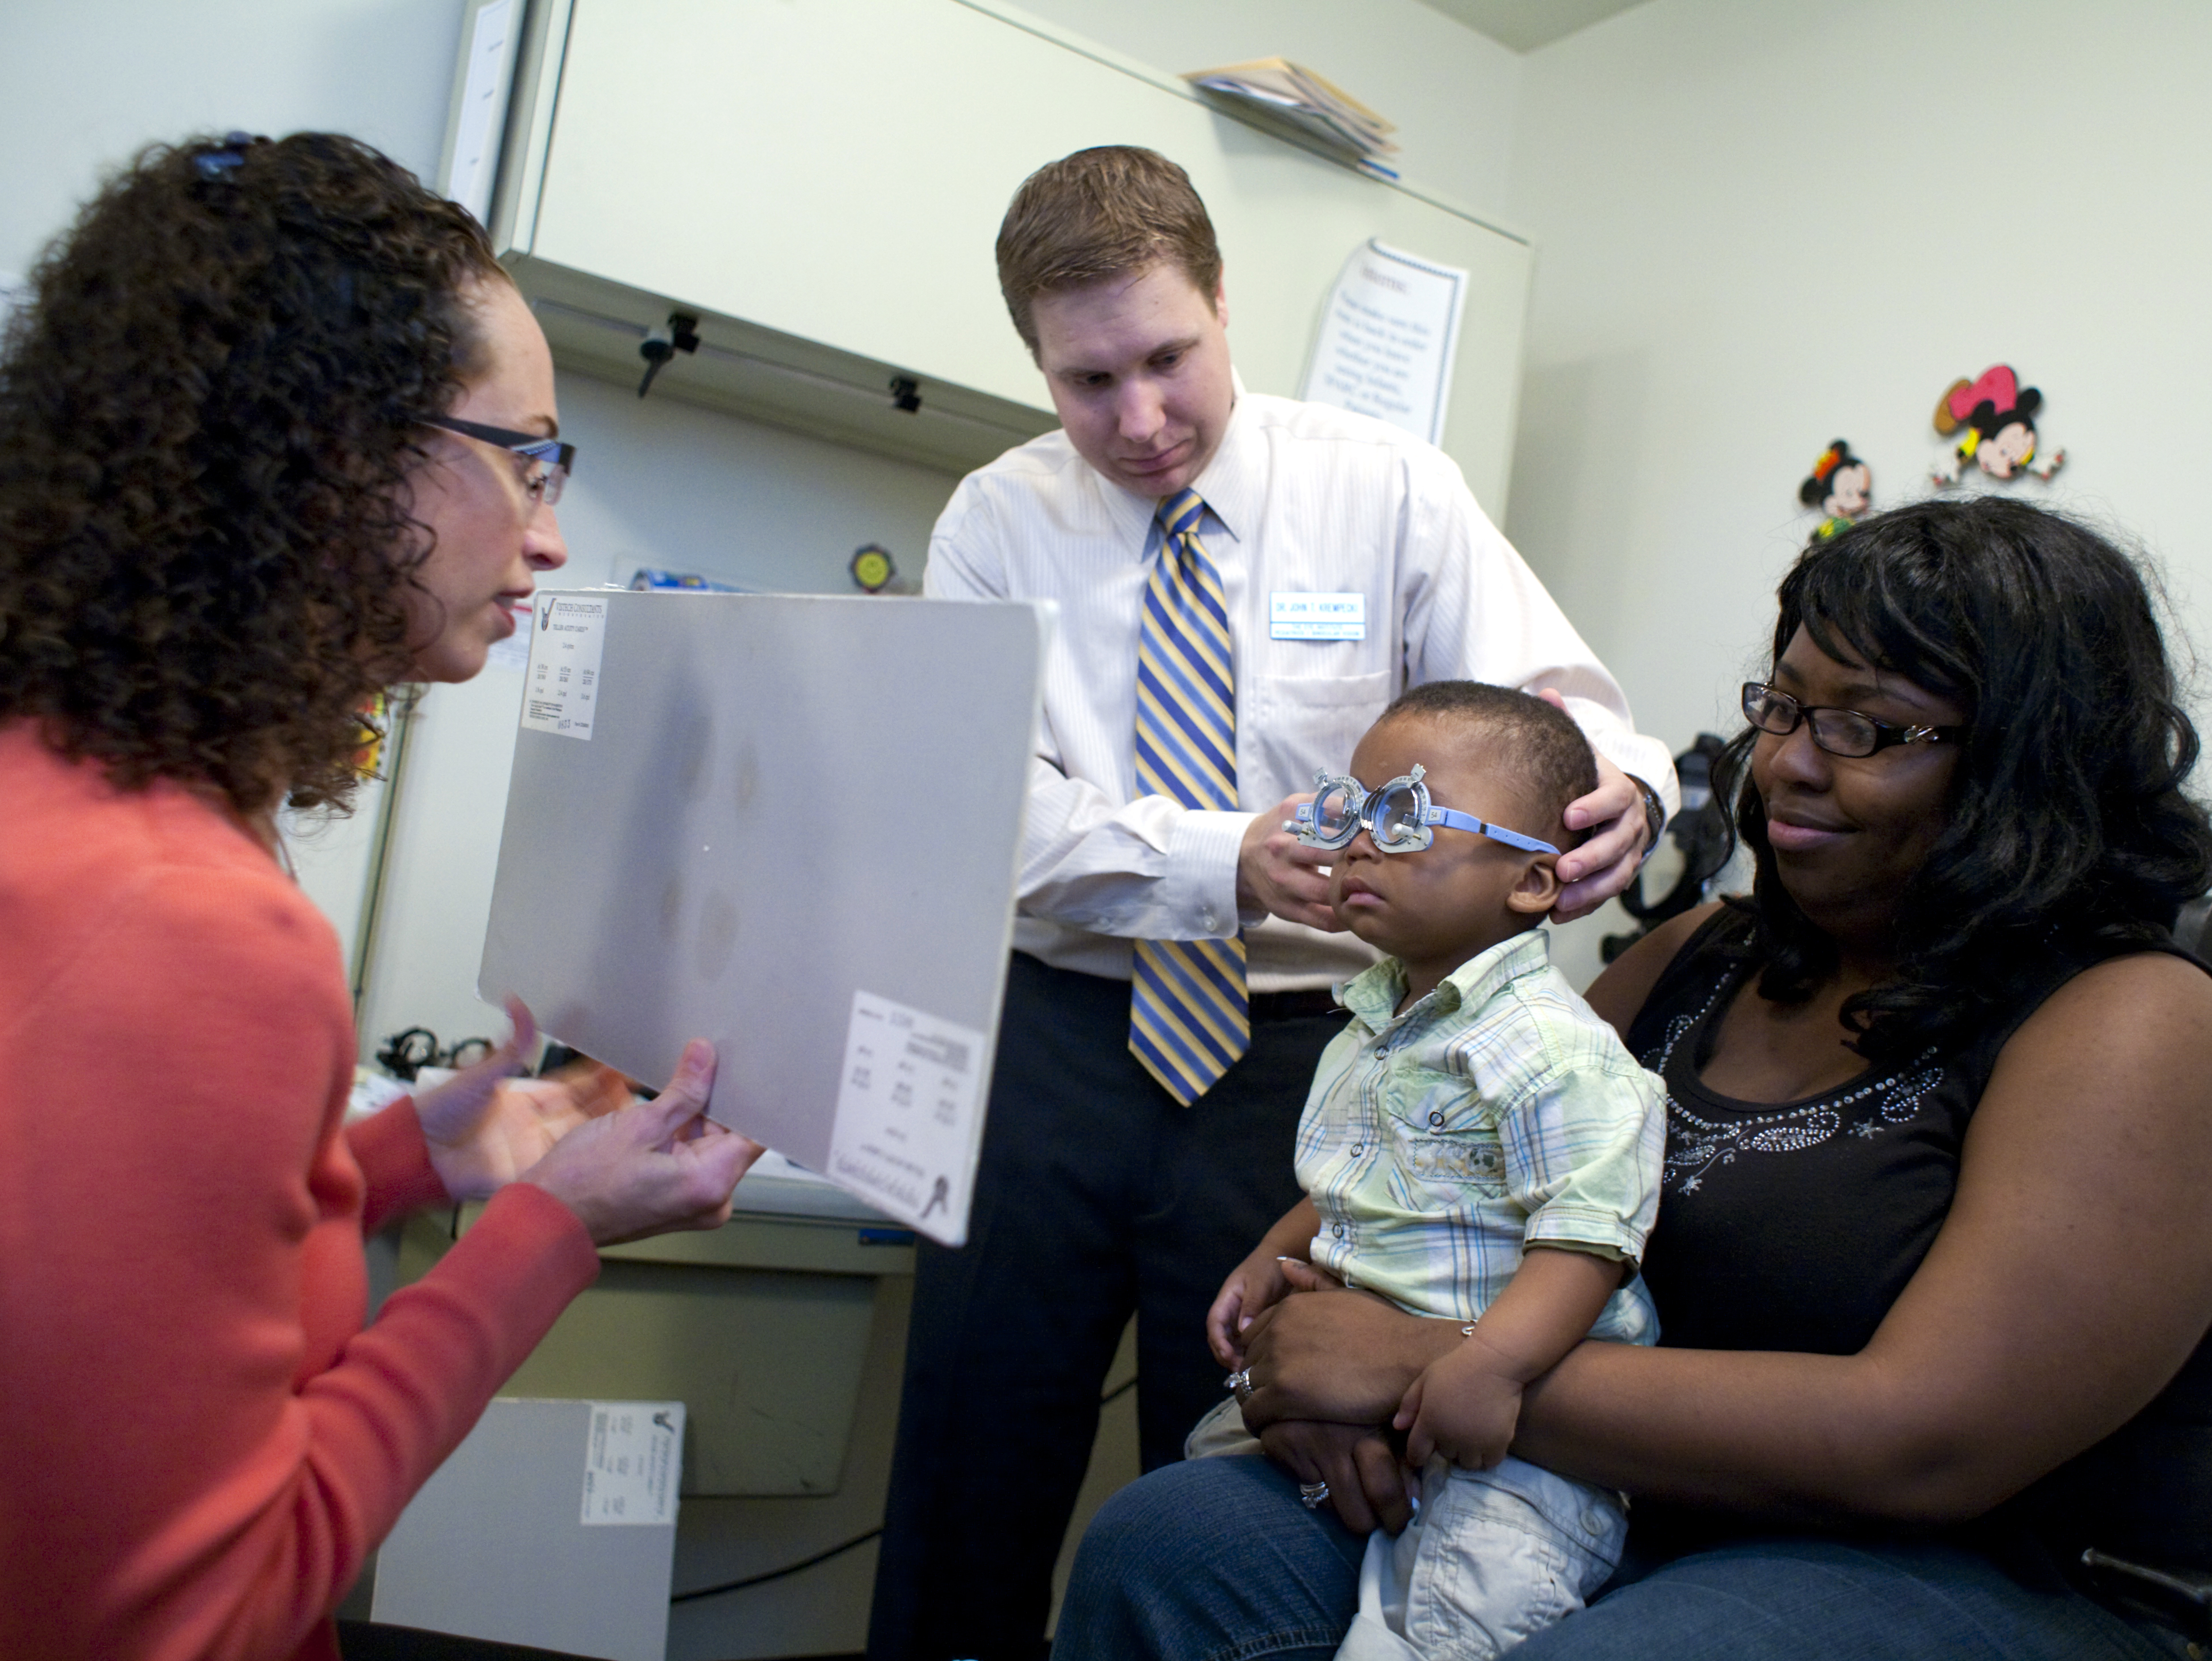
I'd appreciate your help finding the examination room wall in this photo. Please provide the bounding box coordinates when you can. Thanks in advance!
[0,0,463,280]
[1501,0,2212,761]
[0,0,964,1051]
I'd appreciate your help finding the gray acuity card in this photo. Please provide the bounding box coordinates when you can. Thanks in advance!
[482,589,1048,1245]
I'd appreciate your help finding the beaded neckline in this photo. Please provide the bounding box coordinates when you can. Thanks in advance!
[1645,972,1941,1195]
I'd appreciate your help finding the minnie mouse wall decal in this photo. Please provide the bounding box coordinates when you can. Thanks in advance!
[1930,364,2065,486]
[1799,439,1872,542]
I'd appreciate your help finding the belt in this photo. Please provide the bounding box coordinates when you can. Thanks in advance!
[1249,986,1342,1022]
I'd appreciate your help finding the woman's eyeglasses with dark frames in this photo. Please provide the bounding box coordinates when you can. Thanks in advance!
[1741,681,1961,758]
[416,415,575,507]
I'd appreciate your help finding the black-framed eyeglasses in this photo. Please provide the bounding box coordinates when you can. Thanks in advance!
[1742,682,1960,758]
[416,414,574,507]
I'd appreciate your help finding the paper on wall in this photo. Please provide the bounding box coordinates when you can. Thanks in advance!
[1300,239,1469,447]
[826,991,986,1246]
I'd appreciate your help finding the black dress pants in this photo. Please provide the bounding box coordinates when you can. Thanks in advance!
[866,951,1341,1661]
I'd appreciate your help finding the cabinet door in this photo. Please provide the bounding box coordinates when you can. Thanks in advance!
[515,0,1530,508]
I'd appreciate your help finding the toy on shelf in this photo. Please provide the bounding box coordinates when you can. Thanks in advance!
[1931,364,2064,486]
[1798,439,1871,541]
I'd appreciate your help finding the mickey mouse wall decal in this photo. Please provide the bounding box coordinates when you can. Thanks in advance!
[1931,364,2065,486]
[1798,439,1872,542]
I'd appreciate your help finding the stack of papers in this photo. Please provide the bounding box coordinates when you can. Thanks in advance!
[1183,58,1401,178]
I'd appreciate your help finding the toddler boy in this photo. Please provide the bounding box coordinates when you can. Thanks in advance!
[1198,680,1664,1661]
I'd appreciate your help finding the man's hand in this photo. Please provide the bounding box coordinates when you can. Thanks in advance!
[1255,1420,1415,1534]
[1236,794,1345,931]
[414,999,635,1200]
[1397,1331,1528,1471]
[1533,690,1656,921]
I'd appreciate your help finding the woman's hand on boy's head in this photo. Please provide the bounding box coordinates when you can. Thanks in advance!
[1237,795,1345,931]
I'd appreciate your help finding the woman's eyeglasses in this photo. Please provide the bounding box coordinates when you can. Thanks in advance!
[417,414,575,507]
[1741,682,1960,758]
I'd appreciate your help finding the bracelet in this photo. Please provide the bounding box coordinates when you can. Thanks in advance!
[1628,775,1667,859]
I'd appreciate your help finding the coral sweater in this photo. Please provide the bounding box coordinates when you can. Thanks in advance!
[0,724,602,1661]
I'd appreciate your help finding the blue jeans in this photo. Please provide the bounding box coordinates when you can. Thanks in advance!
[1054,1456,2188,1661]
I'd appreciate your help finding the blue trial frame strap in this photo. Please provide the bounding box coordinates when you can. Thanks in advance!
[1426,806,1559,856]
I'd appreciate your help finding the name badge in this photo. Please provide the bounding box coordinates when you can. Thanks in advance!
[1271,591,1367,641]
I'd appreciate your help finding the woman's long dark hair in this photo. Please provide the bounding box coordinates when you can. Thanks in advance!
[1714,495,2212,1061]
[0,132,503,813]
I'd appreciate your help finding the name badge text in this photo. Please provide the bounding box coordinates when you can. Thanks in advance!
[1271,591,1367,641]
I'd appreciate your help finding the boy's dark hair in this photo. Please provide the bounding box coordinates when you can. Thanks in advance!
[995,146,1222,357]
[1379,681,1598,849]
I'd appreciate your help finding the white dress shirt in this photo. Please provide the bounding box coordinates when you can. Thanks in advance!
[924,389,1677,989]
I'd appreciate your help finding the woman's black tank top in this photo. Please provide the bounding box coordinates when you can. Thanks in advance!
[1625,907,2212,1567]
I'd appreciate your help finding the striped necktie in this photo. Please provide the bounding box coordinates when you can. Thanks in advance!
[1129,488,1249,1105]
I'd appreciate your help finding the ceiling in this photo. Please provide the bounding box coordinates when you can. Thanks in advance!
[1411,0,1653,53]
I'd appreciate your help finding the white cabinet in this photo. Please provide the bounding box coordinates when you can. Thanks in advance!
[485,0,1532,506]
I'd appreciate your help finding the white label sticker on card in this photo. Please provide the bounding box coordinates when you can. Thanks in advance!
[521,594,608,739]
[1271,591,1367,640]
[579,1401,683,1526]
[827,991,986,1245]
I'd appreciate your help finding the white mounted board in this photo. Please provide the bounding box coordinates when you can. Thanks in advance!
[479,590,1047,1244]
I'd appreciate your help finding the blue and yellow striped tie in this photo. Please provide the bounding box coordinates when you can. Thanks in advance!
[1130,489,1249,1105]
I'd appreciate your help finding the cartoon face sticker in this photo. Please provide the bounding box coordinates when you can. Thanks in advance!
[1931,365,2062,486]
[1977,421,2035,480]
[1825,461,1871,516]
[1799,440,1871,540]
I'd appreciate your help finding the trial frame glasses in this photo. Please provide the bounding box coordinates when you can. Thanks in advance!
[1740,681,1961,758]
[1287,764,1560,857]
[416,414,575,507]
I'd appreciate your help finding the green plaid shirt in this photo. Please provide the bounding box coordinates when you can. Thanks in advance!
[1297,929,1662,1344]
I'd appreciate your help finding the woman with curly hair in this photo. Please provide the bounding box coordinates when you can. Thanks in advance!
[0,132,760,1660]
[1058,496,2212,1660]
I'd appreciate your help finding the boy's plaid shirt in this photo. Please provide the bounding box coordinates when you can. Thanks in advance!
[1296,929,1664,1343]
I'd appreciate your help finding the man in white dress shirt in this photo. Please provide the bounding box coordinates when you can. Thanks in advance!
[868,146,1674,1661]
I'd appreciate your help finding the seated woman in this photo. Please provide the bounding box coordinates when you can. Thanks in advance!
[0,134,760,1659]
[1055,495,2212,1660]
